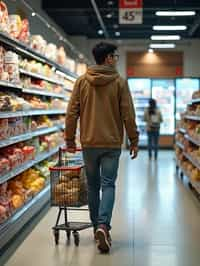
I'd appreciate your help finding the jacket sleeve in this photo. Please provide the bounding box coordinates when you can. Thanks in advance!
[65,79,80,148]
[120,80,139,147]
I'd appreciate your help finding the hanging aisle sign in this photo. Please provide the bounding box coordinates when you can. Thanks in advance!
[119,0,143,24]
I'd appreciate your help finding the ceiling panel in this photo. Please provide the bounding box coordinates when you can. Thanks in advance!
[42,0,200,39]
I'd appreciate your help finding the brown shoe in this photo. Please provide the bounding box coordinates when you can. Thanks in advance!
[95,225,111,253]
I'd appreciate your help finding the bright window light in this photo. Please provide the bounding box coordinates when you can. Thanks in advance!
[153,25,187,31]
[156,11,196,16]
[151,35,181,40]
[150,43,176,49]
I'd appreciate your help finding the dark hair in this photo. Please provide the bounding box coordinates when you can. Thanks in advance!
[92,42,118,64]
[148,98,157,115]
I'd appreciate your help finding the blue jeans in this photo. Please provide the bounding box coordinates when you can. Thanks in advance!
[83,148,121,230]
[147,131,160,159]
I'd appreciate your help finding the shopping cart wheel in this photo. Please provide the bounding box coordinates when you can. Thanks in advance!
[66,230,71,241]
[73,231,80,246]
[53,229,59,245]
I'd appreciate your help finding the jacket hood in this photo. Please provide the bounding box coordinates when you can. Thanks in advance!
[85,65,119,86]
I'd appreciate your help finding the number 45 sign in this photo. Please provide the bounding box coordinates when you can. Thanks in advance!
[119,0,143,24]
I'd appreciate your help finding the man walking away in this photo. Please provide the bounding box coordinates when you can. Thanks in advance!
[65,42,139,253]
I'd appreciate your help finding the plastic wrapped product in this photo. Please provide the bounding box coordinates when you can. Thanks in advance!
[45,43,57,61]
[57,46,66,65]
[4,51,20,84]
[9,15,22,39]
[0,1,9,33]
[18,19,30,43]
[30,35,47,54]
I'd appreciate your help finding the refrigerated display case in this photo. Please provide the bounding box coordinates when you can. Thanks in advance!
[152,79,175,135]
[128,78,151,146]
[176,78,199,121]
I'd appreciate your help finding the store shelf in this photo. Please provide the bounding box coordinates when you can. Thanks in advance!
[176,141,184,150]
[184,134,200,147]
[184,115,200,121]
[179,128,186,134]
[0,31,78,80]
[20,69,65,86]
[0,80,69,99]
[0,125,63,149]
[0,109,65,119]
[0,146,60,184]
[22,88,67,99]
[183,152,200,171]
[64,87,73,93]
[191,98,200,104]
[0,80,23,90]
[176,158,200,195]
[0,184,50,250]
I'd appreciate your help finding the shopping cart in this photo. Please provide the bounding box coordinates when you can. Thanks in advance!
[50,147,92,246]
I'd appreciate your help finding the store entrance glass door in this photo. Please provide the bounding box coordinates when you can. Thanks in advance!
[152,79,175,137]
[128,78,151,146]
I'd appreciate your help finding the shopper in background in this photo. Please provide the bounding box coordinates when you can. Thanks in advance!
[65,42,139,253]
[144,98,163,160]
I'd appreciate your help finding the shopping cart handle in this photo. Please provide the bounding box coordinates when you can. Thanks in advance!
[60,147,82,152]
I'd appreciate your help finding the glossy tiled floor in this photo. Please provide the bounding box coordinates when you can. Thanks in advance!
[6,151,200,266]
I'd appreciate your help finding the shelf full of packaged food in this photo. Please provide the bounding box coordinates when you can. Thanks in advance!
[176,141,184,150]
[22,88,68,99]
[0,146,61,184]
[0,109,66,119]
[0,31,78,80]
[178,128,186,134]
[0,184,50,251]
[175,158,200,195]
[0,80,69,99]
[183,152,200,171]
[0,125,64,149]
[19,69,65,87]
[184,134,200,147]
[184,115,200,121]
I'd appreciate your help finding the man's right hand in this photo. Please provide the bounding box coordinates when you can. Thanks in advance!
[65,144,76,153]
[66,148,76,153]
[130,146,138,160]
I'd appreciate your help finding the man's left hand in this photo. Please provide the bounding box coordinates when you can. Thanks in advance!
[130,146,138,160]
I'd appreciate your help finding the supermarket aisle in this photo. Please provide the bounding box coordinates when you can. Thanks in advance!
[5,151,200,266]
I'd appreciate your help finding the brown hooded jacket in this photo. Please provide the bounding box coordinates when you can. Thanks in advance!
[65,65,139,148]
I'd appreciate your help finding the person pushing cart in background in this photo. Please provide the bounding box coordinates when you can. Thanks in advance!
[65,42,139,253]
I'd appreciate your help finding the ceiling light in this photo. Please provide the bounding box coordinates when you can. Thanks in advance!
[115,31,120,37]
[150,43,176,49]
[156,11,196,16]
[148,48,154,53]
[107,1,113,5]
[79,53,84,59]
[32,12,36,17]
[98,29,104,35]
[106,13,113,18]
[153,25,187,31]
[151,35,181,40]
